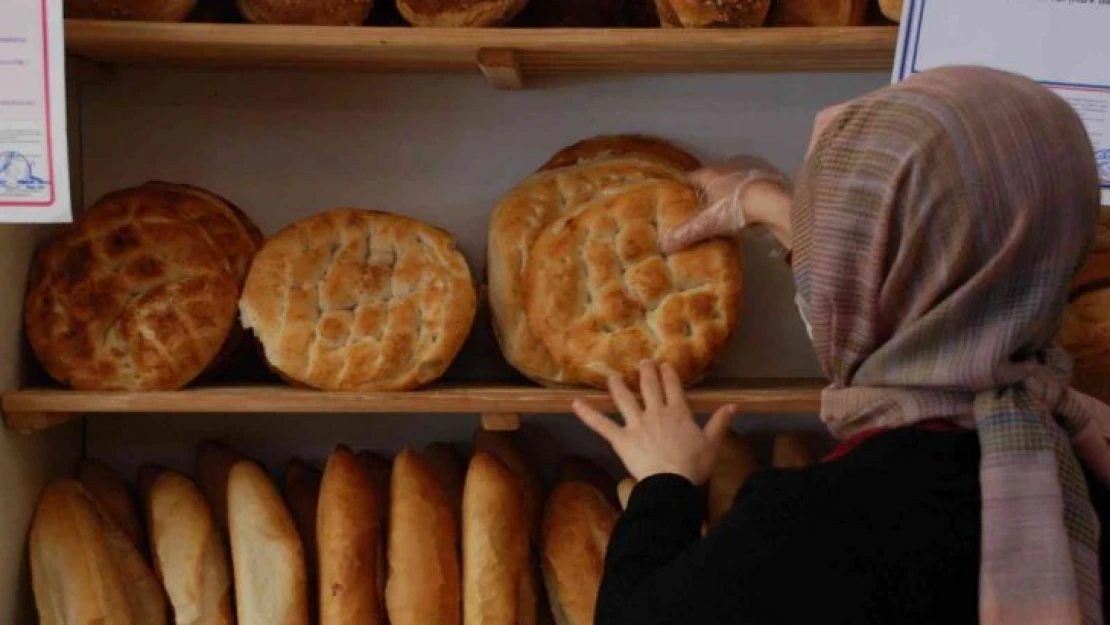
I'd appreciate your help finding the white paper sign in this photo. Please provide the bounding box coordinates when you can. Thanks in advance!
[893,0,1110,205]
[0,0,71,223]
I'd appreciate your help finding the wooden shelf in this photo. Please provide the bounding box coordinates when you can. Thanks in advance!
[64,20,897,86]
[2,379,822,432]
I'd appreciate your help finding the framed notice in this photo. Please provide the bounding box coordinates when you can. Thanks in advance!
[893,0,1110,205]
[0,0,71,223]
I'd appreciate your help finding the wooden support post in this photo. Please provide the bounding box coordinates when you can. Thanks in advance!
[477,48,524,90]
[480,412,521,431]
[4,411,79,434]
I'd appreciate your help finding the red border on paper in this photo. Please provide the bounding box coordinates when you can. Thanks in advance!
[0,0,56,208]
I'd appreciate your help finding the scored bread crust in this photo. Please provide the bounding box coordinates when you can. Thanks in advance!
[462,453,537,625]
[228,460,309,625]
[240,208,476,392]
[150,471,235,625]
[25,186,239,390]
[64,0,198,20]
[78,459,145,553]
[386,449,461,625]
[238,0,374,24]
[655,0,771,27]
[31,480,167,625]
[488,156,689,385]
[539,135,702,173]
[398,0,528,26]
[541,482,617,625]
[318,447,387,625]
[773,0,866,25]
[523,179,742,389]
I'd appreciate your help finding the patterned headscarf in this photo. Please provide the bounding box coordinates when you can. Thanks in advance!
[793,66,1110,624]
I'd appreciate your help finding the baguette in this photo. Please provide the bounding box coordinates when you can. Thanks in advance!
[707,432,758,528]
[357,450,393,529]
[196,440,246,537]
[772,434,816,469]
[385,449,461,625]
[79,458,144,552]
[149,471,234,625]
[473,428,544,539]
[878,0,902,22]
[283,457,322,608]
[319,446,387,625]
[556,455,618,509]
[422,442,465,528]
[228,460,309,625]
[31,480,167,625]
[462,452,537,625]
[541,482,617,625]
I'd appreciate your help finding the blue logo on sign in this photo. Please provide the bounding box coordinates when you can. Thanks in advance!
[1098,149,1110,186]
[0,151,49,192]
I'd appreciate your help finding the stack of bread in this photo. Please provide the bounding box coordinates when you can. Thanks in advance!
[25,182,262,391]
[239,208,477,392]
[1060,246,1110,404]
[488,135,742,389]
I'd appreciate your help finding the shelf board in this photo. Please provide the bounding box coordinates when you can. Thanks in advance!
[64,20,897,83]
[2,379,822,432]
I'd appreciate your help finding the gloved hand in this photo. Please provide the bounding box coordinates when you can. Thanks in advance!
[660,155,790,254]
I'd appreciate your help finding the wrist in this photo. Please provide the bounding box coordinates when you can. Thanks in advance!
[742,180,793,249]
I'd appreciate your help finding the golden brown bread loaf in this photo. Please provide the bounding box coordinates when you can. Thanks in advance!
[541,482,618,625]
[358,451,394,532]
[282,457,322,616]
[878,0,902,22]
[654,0,770,27]
[31,480,168,625]
[707,432,757,528]
[473,428,545,540]
[65,0,197,20]
[227,460,309,625]
[240,209,476,391]
[617,478,636,511]
[318,447,387,625]
[462,453,537,625]
[557,455,618,509]
[422,442,466,528]
[149,471,235,625]
[539,135,701,173]
[1060,250,1110,404]
[385,449,461,625]
[773,0,866,25]
[196,440,247,537]
[238,0,373,24]
[523,179,742,388]
[772,434,816,469]
[78,458,145,553]
[397,0,529,26]
[488,147,699,386]
[25,185,240,390]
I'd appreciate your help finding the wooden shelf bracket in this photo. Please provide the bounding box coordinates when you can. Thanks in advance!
[480,412,522,431]
[477,48,524,90]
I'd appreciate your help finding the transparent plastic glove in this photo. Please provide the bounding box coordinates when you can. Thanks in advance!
[660,155,791,254]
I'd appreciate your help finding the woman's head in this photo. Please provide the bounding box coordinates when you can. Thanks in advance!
[792,66,1100,392]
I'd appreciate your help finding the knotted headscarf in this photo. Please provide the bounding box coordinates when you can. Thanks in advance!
[793,65,1110,624]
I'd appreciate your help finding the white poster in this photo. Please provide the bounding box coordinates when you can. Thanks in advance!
[0,0,71,223]
[893,0,1110,205]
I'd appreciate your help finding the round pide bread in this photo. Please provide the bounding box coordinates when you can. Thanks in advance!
[524,179,741,388]
[25,186,241,390]
[239,209,476,391]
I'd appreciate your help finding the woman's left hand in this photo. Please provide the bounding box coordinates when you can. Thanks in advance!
[572,361,738,485]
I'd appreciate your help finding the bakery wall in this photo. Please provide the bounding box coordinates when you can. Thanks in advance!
[80,68,888,473]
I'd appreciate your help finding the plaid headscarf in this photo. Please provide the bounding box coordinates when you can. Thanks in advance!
[792,66,1110,624]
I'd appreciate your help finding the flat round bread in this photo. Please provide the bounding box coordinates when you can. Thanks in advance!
[26,187,240,390]
[64,0,197,21]
[240,209,475,391]
[539,135,702,173]
[487,156,690,385]
[524,179,741,388]
[397,0,528,26]
[1061,288,1110,404]
[237,0,374,25]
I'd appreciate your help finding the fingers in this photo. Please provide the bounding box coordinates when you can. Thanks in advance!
[607,375,643,427]
[572,399,623,444]
[638,360,664,411]
[659,362,687,408]
[659,210,722,255]
[704,404,738,444]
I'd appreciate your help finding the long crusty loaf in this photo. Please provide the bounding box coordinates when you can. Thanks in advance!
[282,457,322,617]
[196,440,246,538]
[462,452,537,625]
[422,442,465,529]
[228,460,309,625]
[31,480,168,625]
[386,449,461,625]
[78,458,145,553]
[473,429,544,540]
[541,481,617,625]
[318,446,387,625]
[149,471,234,625]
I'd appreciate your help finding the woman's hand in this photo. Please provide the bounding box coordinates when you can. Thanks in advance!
[571,361,738,485]
[660,156,791,254]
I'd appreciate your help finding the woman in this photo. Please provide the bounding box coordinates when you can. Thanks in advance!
[572,66,1110,625]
